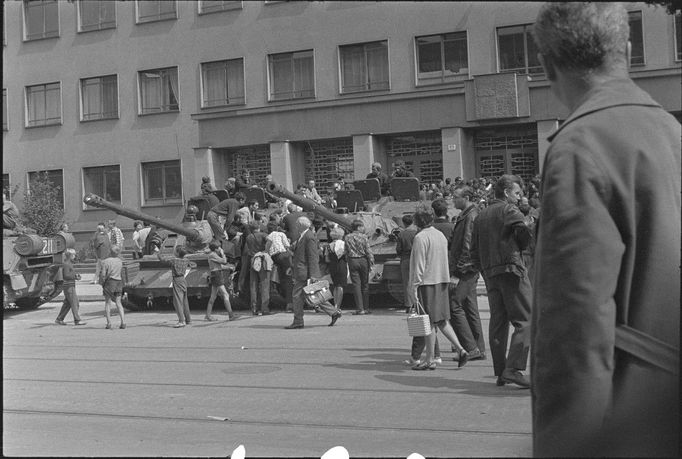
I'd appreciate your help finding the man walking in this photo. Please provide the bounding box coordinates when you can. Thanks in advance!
[285,216,341,329]
[471,175,532,388]
[449,185,485,361]
[531,3,680,456]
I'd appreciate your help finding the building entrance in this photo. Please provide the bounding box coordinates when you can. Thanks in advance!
[384,131,443,184]
[474,125,538,182]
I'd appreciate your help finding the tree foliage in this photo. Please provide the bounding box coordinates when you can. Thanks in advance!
[644,0,680,15]
[22,172,65,236]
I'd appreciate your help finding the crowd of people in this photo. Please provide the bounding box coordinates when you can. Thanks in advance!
[48,3,679,455]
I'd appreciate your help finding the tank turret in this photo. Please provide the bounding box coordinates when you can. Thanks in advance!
[82,193,214,253]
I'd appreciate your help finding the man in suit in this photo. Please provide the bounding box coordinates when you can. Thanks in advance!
[285,216,341,329]
[281,203,306,242]
[531,3,680,456]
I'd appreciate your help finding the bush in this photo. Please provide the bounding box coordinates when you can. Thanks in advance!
[22,172,65,237]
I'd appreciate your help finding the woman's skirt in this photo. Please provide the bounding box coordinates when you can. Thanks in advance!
[417,283,450,323]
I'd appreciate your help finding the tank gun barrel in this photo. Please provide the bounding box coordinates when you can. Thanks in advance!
[82,193,201,242]
[266,182,352,232]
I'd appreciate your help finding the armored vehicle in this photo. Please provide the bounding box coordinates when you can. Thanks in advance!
[3,219,74,309]
[83,193,218,311]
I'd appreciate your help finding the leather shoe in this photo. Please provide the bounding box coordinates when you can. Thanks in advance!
[457,350,469,368]
[284,323,304,329]
[496,376,507,386]
[352,310,368,315]
[468,348,486,361]
[328,312,341,327]
[501,369,531,388]
[412,361,437,371]
[55,319,67,325]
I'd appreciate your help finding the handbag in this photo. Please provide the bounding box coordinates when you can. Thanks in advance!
[406,301,432,337]
[303,279,333,307]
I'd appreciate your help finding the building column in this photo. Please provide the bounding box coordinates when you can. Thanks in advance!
[536,119,559,174]
[270,141,305,191]
[193,147,215,194]
[352,134,379,179]
[442,127,475,181]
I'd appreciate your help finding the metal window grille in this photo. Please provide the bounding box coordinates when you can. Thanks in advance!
[304,139,354,189]
[226,145,271,186]
[385,132,443,184]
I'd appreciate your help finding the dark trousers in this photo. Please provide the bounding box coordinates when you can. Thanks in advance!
[292,278,340,325]
[485,272,531,376]
[411,335,441,360]
[56,285,81,322]
[400,256,411,308]
[172,277,191,324]
[347,257,369,311]
[272,252,293,304]
[250,268,271,313]
[449,272,485,353]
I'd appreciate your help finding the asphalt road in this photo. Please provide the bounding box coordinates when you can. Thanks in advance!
[3,295,532,457]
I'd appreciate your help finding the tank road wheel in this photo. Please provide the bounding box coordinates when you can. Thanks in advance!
[14,297,43,310]
[386,280,405,305]
[121,293,147,312]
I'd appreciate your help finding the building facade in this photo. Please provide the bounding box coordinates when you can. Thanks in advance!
[3,1,681,238]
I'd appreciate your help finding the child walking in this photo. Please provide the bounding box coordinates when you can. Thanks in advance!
[55,248,86,326]
[156,246,196,328]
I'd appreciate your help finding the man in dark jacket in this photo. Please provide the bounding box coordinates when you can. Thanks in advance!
[530,3,680,456]
[284,216,341,329]
[449,185,485,361]
[471,175,532,388]
[366,162,389,196]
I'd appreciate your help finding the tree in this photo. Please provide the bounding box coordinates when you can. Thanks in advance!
[22,172,65,236]
[644,0,680,15]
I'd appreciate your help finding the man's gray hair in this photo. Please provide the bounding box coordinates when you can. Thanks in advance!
[533,3,629,73]
[296,216,312,228]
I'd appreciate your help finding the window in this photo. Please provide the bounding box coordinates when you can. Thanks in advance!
[81,75,118,121]
[3,174,10,199]
[136,0,177,24]
[138,67,179,114]
[201,59,245,107]
[339,41,389,93]
[28,169,64,209]
[24,0,59,41]
[83,165,121,205]
[268,50,315,101]
[78,0,116,32]
[675,11,682,61]
[3,89,7,131]
[142,161,182,204]
[198,1,242,14]
[416,32,468,83]
[628,11,645,66]
[497,24,543,74]
[25,82,61,127]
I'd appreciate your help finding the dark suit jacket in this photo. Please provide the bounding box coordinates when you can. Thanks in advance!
[531,78,681,456]
[450,204,479,276]
[291,229,320,282]
[282,211,305,242]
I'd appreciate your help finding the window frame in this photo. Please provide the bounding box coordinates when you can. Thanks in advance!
[338,40,391,94]
[80,74,119,122]
[627,10,646,67]
[197,0,242,15]
[23,0,60,42]
[3,88,8,131]
[414,30,469,85]
[267,49,316,102]
[82,164,122,208]
[141,160,183,206]
[200,58,246,108]
[27,169,65,211]
[77,0,116,33]
[137,67,180,115]
[25,81,62,128]
[673,10,682,62]
[135,0,177,24]
[496,23,544,75]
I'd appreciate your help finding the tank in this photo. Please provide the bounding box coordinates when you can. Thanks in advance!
[266,181,405,302]
[3,223,73,310]
[82,193,218,311]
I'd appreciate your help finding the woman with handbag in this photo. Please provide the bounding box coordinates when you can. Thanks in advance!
[408,207,469,370]
[205,241,237,321]
[344,219,374,315]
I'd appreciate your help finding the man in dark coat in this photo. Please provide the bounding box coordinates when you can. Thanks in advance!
[530,3,680,456]
[449,185,485,361]
[284,216,341,329]
[471,175,532,388]
[366,162,389,196]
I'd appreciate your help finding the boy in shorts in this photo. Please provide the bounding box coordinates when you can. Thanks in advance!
[100,245,126,329]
